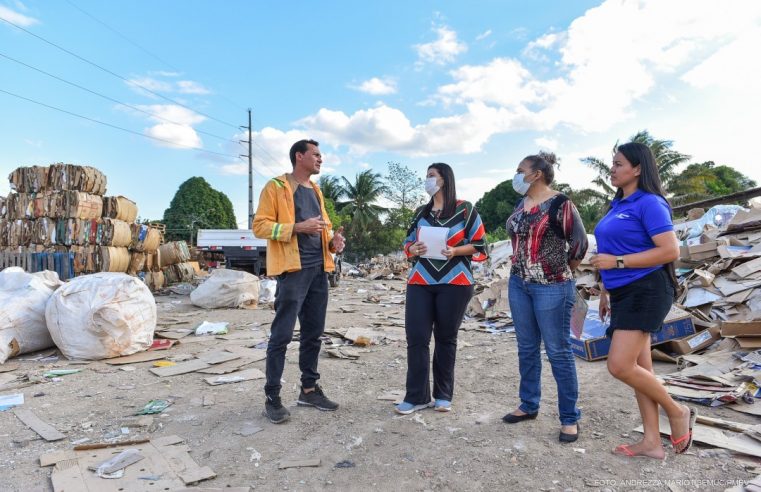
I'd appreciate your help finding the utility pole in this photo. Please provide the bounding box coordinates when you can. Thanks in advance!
[240,109,254,229]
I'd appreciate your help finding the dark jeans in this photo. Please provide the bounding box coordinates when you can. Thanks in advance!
[264,264,328,397]
[404,283,474,404]
[509,275,580,425]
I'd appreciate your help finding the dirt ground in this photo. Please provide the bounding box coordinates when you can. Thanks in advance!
[1,278,758,491]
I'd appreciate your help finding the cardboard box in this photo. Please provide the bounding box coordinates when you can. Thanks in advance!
[661,325,721,355]
[721,320,761,338]
[571,303,696,361]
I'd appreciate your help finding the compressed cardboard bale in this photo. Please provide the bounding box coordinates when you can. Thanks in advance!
[144,270,165,291]
[8,165,48,193]
[102,196,138,223]
[130,224,162,253]
[30,218,57,247]
[63,191,103,220]
[8,219,32,248]
[45,273,156,360]
[0,267,62,363]
[158,241,190,267]
[100,218,131,247]
[127,252,146,276]
[46,163,107,195]
[99,246,130,273]
[163,262,195,284]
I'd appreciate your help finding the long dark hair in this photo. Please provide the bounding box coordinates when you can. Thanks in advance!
[421,163,457,219]
[612,142,680,296]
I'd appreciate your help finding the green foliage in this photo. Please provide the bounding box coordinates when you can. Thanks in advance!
[318,175,345,204]
[162,177,237,243]
[323,197,350,229]
[669,161,757,206]
[486,226,509,243]
[384,161,424,211]
[340,170,387,234]
[475,180,522,232]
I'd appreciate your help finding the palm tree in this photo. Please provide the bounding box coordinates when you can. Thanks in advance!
[583,129,691,199]
[317,175,345,203]
[339,170,387,233]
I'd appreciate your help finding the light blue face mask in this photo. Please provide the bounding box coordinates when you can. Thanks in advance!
[512,172,533,195]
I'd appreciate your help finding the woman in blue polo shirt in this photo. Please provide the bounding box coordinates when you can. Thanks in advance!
[591,142,696,459]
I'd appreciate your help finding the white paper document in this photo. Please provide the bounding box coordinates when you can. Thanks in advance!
[418,226,450,260]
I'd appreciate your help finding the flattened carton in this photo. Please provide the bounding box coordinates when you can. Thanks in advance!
[570,302,695,361]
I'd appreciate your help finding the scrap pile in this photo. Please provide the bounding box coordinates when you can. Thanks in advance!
[346,254,409,280]
[0,164,192,290]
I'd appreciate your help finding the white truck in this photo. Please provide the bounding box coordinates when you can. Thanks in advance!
[196,229,267,275]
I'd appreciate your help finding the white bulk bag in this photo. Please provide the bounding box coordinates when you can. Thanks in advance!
[46,273,156,360]
[0,267,62,363]
[190,269,260,309]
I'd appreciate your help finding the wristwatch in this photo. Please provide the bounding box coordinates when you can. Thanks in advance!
[616,256,625,269]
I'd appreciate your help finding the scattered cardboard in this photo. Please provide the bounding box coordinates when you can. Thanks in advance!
[278,459,321,469]
[48,435,215,491]
[0,362,20,373]
[661,325,722,355]
[204,368,265,385]
[197,356,259,375]
[14,409,65,441]
[722,321,761,338]
[198,350,241,365]
[149,359,210,377]
[104,351,168,365]
[635,419,761,458]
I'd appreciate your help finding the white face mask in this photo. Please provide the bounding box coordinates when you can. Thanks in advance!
[424,177,440,196]
[512,172,532,195]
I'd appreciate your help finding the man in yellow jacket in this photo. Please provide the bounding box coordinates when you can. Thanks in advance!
[253,139,345,424]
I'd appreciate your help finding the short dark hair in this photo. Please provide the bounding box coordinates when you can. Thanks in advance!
[289,139,319,166]
[522,151,558,185]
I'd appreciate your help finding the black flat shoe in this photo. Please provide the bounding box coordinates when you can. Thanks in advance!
[559,422,580,443]
[502,412,538,424]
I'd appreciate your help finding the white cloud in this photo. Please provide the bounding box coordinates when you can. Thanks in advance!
[177,80,211,95]
[352,77,397,95]
[534,137,558,151]
[0,4,38,26]
[135,104,205,149]
[127,76,212,96]
[146,123,202,149]
[359,162,371,169]
[476,29,492,41]
[415,26,467,65]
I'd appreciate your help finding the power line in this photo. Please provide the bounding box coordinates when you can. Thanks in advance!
[63,0,247,112]
[0,16,240,130]
[0,50,241,145]
[0,87,240,159]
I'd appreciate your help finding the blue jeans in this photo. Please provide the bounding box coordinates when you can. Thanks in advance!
[509,275,580,425]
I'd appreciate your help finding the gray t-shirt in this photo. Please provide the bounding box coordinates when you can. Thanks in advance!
[293,185,324,268]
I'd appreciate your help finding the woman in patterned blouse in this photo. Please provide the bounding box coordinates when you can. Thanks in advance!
[395,163,488,415]
[502,152,588,444]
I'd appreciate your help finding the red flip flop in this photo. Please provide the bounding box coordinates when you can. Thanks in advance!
[670,407,697,454]
[612,444,665,460]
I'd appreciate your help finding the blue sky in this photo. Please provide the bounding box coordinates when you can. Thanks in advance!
[1,1,760,228]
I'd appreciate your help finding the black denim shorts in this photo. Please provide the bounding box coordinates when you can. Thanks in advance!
[606,268,674,338]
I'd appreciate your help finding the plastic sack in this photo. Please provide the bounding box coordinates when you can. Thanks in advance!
[259,278,277,304]
[190,269,260,309]
[45,272,156,360]
[0,267,62,363]
[674,205,747,240]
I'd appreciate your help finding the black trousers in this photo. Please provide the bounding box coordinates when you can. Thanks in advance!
[264,264,328,397]
[404,283,474,404]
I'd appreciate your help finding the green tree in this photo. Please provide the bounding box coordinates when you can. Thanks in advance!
[318,175,345,204]
[668,161,757,206]
[162,177,237,244]
[384,161,424,212]
[340,170,387,234]
[554,183,609,232]
[475,180,523,233]
[583,129,691,198]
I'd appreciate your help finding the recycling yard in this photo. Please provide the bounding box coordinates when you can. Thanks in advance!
[0,276,760,492]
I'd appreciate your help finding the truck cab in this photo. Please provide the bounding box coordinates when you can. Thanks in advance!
[196,229,267,276]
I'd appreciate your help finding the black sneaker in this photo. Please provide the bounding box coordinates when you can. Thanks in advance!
[263,395,290,424]
[297,385,339,411]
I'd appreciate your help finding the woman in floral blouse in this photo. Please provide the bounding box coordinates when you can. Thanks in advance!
[502,152,588,444]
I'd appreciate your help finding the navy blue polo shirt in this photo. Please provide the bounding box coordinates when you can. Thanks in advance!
[594,190,673,290]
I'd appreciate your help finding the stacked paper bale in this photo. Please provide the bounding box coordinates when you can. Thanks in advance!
[1,164,169,290]
[158,240,195,285]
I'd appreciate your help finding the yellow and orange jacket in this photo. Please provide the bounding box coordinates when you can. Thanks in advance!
[253,174,336,276]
